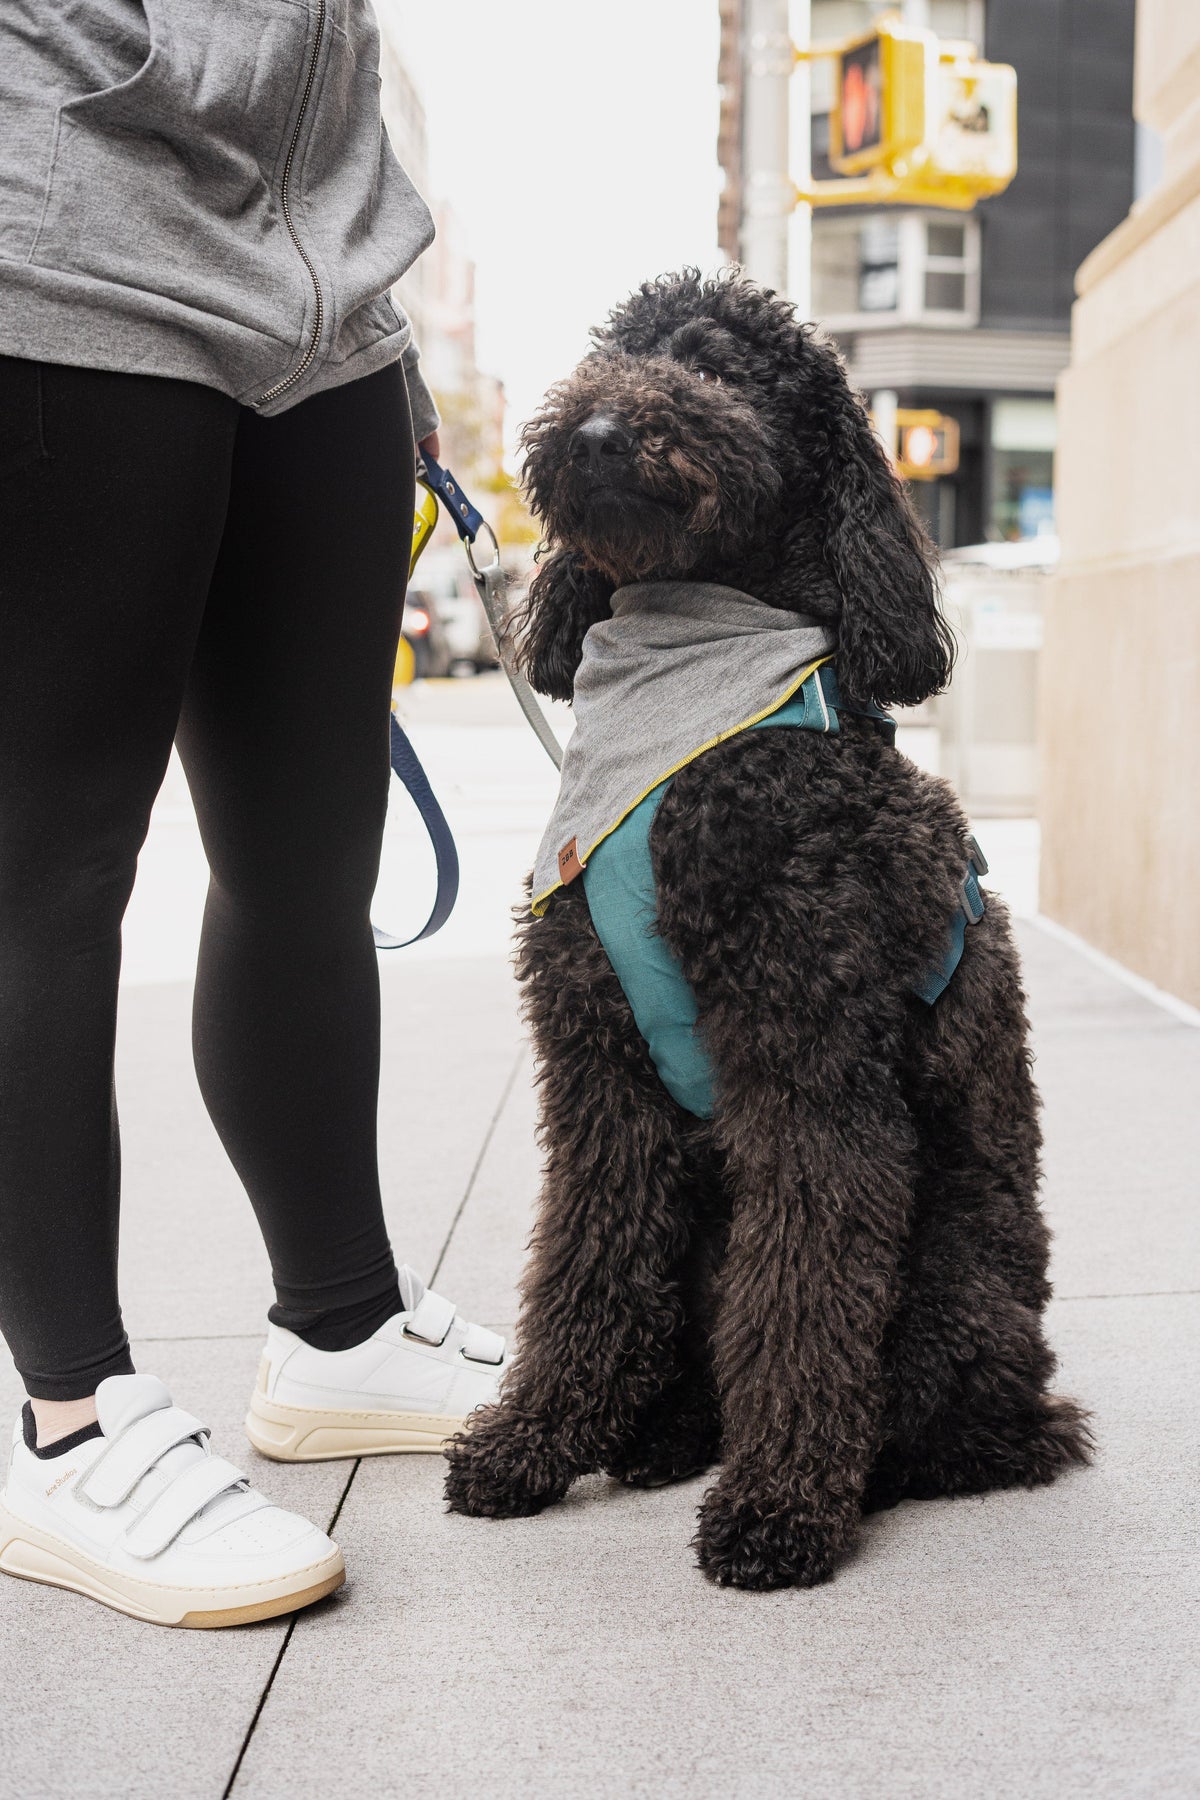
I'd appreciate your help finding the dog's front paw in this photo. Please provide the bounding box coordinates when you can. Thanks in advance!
[443,1407,574,1519]
[692,1484,850,1591]
[605,1383,721,1490]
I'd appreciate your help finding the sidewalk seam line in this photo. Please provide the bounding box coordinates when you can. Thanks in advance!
[1055,1287,1199,1302]
[133,1333,262,1344]
[222,1040,525,1794]
[430,1044,527,1285]
[222,1462,361,1798]
[220,1615,297,1799]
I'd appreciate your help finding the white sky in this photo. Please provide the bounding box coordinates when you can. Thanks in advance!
[378,1,724,447]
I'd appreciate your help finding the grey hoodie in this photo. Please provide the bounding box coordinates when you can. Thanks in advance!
[0,0,440,437]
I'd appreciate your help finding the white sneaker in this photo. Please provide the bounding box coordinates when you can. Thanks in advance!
[245,1265,508,1462]
[0,1374,344,1629]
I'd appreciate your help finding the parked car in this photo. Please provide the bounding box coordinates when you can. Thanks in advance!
[410,547,500,677]
[398,583,452,680]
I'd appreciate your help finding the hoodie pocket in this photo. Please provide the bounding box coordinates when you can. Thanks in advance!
[31,0,309,352]
[0,0,153,261]
[56,1,159,135]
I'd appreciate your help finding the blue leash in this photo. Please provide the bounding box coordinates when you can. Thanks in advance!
[416,447,486,542]
[375,447,561,947]
[372,450,486,951]
[373,712,461,949]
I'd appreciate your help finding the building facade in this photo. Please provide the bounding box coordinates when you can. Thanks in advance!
[377,30,508,507]
[1040,0,1200,1005]
[718,0,1137,548]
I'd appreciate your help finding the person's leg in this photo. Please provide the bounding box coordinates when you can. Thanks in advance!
[0,357,238,1425]
[176,363,414,1348]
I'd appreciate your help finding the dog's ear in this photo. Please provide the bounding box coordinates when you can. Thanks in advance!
[801,337,955,709]
[510,549,614,702]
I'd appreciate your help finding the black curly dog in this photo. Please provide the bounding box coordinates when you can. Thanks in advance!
[444,271,1090,1589]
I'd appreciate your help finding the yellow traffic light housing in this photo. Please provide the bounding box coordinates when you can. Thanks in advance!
[894,409,960,482]
[796,13,1016,211]
[830,21,927,175]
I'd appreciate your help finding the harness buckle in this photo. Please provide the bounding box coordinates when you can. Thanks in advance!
[966,833,989,877]
[959,837,987,927]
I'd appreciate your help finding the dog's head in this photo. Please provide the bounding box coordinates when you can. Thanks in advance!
[514,269,953,709]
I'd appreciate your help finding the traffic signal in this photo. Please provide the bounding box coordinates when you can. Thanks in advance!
[838,36,883,163]
[798,18,1017,210]
[831,22,926,175]
[895,410,960,481]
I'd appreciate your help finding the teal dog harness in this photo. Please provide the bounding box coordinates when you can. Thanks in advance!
[581,663,987,1119]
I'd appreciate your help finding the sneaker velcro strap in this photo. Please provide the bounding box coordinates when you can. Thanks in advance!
[122,1454,248,1560]
[404,1288,457,1347]
[462,1322,505,1366]
[77,1407,208,1509]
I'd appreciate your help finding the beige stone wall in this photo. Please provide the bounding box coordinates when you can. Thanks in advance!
[1040,0,1200,1005]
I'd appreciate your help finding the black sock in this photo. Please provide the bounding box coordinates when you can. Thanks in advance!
[22,1401,104,1460]
[269,1281,404,1354]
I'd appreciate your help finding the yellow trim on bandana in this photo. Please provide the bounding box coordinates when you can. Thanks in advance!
[530,655,832,916]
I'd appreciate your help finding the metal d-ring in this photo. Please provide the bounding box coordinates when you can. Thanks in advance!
[465,519,501,577]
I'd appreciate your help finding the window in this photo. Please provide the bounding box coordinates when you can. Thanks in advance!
[859,217,901,311]
[989,399,1057,542]
[811,212,980,329]
[922,218,970,312]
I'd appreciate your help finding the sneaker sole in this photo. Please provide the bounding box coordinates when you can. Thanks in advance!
[246,1376,464,1463]
[0,1500,345,1629]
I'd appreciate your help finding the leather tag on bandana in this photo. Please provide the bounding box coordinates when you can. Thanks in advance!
[558,837,584,884]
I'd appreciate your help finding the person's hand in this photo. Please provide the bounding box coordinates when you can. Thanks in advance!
[418,430,440,464]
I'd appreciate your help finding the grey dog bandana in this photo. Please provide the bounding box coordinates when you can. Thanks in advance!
[531,581,835,913]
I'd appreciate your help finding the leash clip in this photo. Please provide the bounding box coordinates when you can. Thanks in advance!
[413,449,563,771]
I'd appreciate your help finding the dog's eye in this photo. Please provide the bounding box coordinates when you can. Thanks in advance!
[694,368,722,384]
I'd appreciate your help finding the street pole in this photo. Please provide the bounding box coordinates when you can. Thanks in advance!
[872,388,898,460]
[875,0,924,454]
[788,0,812,319]
[740,0,793,293]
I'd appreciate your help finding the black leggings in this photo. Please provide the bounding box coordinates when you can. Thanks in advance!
[0,355,416,1399]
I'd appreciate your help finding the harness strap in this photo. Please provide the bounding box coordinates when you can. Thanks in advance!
[583,667,987,1120]
[815,662,898,744]
[913,836,989,1005]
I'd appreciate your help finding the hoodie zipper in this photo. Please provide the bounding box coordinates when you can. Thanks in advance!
[256,0,327,408]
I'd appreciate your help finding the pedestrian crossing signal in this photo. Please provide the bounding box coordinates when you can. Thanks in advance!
[798,16,1017,210]
[895,410,960,481]
[840,37,883,161]
[832,21,927,176]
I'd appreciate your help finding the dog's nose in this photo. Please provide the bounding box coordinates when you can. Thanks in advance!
[568,415,635,474]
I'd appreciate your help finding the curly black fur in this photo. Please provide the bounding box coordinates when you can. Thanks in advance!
[446,270,1090,1589]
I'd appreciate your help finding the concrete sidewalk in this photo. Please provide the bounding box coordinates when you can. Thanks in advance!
[0,687,1196,1798]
